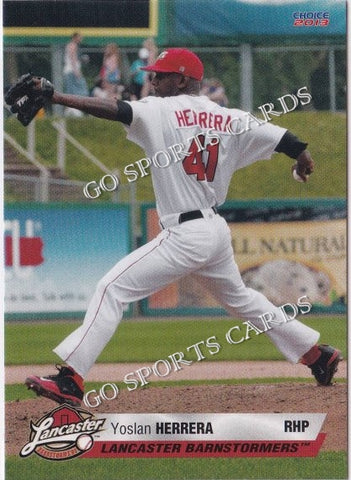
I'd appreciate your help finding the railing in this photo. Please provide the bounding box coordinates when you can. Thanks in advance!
[4,173,85,202]
[4,118,117,202]
[4,132,50,202]
[51,119,113,175]
[4,173,132,203]
[4,120,126,203]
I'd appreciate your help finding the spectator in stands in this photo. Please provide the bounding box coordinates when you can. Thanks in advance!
[201,77,229,107]
[63,32,89,116]
[129,47,149,100]
[140,37,158,98]
[99,43,121,97]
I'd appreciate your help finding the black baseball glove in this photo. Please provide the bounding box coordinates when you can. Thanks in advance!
[5,73,54,126]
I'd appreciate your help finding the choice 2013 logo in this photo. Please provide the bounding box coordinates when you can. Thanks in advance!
[293,11,329,27]
[20,404,105,461]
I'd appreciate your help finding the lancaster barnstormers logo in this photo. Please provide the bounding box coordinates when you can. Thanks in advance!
[20,404,106,461]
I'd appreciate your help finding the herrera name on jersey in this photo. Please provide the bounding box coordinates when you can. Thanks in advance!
[124,95,286,217]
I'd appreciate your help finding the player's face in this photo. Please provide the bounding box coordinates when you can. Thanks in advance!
[151,72,183,97]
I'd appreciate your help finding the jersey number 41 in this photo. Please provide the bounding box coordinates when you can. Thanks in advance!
[182,134,219,182]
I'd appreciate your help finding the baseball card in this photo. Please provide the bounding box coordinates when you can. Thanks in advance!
[2,1,347,479]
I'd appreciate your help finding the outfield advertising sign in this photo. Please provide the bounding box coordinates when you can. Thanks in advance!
[4,203,130,318]
[142,199,346,315]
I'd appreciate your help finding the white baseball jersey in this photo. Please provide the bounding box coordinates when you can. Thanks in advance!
[126,95,286,218]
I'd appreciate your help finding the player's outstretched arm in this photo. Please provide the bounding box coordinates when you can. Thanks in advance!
[52,91,120,121]
[5,74,131,125]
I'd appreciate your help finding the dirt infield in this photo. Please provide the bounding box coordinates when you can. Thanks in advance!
[6,361,347,456]
[5,359,348,384]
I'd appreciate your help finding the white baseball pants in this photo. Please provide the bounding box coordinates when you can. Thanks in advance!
[54,211,319,378]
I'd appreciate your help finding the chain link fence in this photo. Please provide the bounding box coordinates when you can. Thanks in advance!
[4,43,346,113]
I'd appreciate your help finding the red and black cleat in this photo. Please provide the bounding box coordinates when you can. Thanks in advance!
[25,365,84,407]
[308,345,343,386]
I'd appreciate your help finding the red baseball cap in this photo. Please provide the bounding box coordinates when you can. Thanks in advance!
[140,48,204,81]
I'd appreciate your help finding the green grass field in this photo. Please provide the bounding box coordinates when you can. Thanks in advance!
[5,111,346,202]
[5,452,347,480]
[5,316,347,366]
